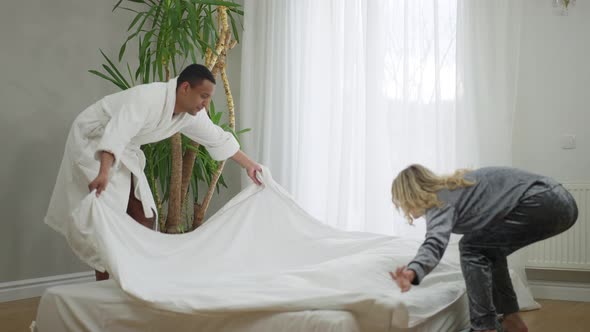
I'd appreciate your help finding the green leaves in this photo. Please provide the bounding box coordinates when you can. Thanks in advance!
[112,0,124,12]
[127,11,145,31]
[88,49,131,90]
[228,10,240,43]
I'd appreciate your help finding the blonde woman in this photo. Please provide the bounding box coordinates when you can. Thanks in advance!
[390,164,577,332]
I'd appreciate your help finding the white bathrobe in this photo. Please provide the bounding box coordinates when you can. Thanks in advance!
[45,77,239,240]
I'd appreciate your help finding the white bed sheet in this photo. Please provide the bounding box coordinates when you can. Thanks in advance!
[32,280,470,332]
[62,166,471,330]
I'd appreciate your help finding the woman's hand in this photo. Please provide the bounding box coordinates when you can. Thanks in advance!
[389,265,416,292]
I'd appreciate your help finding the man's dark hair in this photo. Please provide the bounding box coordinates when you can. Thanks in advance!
[177,64,216,89]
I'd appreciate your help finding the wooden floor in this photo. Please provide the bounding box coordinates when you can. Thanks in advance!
[0,297,588,331]
[0,297,40,332]
[520,299,590,332]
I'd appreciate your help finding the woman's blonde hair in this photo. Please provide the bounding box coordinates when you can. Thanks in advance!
[391,164,475,224]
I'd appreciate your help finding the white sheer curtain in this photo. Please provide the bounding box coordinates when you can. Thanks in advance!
[455,0,524,169]
[240,0,372,231]
[455,0,527,282]
[240,0,522,239]
[364,1,458,237]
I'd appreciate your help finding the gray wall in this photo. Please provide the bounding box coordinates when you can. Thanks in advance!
[513,0,590,182]
[0,1,243,283]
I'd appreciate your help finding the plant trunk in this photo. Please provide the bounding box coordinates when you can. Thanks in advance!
[192,64,236,229]
[165,133,183,233]
[177,6,239,229]
[180,142,200,201]
[163,64,186,234]
[192,159,226,228]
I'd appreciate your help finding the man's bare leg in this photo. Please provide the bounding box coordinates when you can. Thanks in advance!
[95,270,109,281]
[126,177,156,229]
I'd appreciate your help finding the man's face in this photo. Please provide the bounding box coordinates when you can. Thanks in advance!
[176,80,215,115]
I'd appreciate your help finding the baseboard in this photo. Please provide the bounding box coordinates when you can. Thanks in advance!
[529,280,590,302]
[0,271,94,303]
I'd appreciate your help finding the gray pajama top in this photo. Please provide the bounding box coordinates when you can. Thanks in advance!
[406,167,559,284]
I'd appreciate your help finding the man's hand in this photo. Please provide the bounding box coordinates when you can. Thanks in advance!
[231,150,263,185]
[389,265,416,292]
[88,172,109,197]
[88,151,115,197]
[246,163,263,185]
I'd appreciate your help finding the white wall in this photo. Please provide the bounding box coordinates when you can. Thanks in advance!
[514,1,590,285]
[0,1,243,283]
[513,1,590,182]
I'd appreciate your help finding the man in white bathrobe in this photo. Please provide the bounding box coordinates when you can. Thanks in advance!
[45,64,261,280]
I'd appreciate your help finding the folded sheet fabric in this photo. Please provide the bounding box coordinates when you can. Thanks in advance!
[67,166,466,331]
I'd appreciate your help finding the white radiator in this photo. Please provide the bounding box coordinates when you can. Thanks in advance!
[525,184,590,271]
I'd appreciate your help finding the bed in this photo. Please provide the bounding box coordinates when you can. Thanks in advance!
[32,280,470,332]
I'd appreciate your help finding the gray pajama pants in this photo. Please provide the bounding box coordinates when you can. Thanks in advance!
[459,183,578,330]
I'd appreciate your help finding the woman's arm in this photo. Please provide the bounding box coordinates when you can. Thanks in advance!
[391,205,455,291]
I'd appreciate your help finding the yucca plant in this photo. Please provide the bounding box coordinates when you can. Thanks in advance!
[89,0,248,233]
